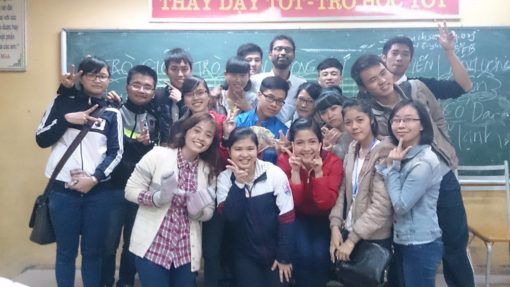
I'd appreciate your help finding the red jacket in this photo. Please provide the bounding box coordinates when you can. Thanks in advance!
[209,110,229,170]
[277,150,343,216]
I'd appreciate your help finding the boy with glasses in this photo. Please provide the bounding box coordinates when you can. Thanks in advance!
[235,76,289,163]
[351,53,471,287]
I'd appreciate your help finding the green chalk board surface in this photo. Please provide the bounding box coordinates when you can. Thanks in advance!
[63,28,510,165]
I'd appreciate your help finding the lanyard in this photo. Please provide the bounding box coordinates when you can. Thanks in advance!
[352,138,377,198]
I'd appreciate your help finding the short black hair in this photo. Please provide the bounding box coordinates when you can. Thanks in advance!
[225,56,252,91]
[78,55,110,76]
[226,127,259,149]
[388,99,434,146]
[317,57,343,73]
[237,43,263,59]
[260,76,289,95]
[288,117,323,143]
[341,99,379,136]
[164,48,193,71]
[382,36,415,59]
[350,54,385,87]
[181,75,210,96]
[315,87,349,113]
[126,65,157,88]
[269,35,296,52]
[296,81,322,100]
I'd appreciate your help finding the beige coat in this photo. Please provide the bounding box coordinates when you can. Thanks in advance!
[125,146,215,272]
[329,138,393,243]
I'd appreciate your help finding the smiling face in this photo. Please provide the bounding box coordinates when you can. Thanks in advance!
[80,66,110,97]
[318,67,342,88]
[390,105,423,148]
[257,88,286,120]
[225,72,249,93]
[183,82,210,114]
[183,120,216,158]
[381,43,412,78]
[229,137,258,172]
[343,107,373,145]
[292,129,321,163]
[244,52,262,75]
[269,39,295,70]
[166,60,192,89]
[359,63,395,101]
[319,104,343,130]
[126,73,155,106]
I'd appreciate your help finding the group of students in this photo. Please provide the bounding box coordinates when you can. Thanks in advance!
[35,22,475,287]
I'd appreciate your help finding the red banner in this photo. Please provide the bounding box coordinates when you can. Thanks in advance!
[151,0,459,22]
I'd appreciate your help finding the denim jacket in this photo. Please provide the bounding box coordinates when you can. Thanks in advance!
[377,144,443,245]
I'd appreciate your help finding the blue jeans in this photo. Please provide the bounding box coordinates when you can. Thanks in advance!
[394,239,443,287]
[49,182,117,287]
[293,215,331,287]
[101,196,138,287]
[437,171,475,287]
[135,257,196,287]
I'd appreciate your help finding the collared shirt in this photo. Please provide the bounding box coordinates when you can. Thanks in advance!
[137,149,198,269]
[248,71,307,123]
[234,109,288,138]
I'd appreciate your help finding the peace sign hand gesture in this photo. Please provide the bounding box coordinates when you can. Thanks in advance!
[60,64,83,88]
[64,104,101,125]
[386,138,412,166]
[437,21,456,52]
[226,159,250,185]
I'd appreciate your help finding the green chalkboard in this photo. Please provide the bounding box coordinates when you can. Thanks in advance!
[63,28,510,166]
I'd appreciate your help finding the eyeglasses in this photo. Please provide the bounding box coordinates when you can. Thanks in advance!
[272,46,293,53]
[297,97,314,106]
[129,83,155,93]
[260,91,285,106]
[186,89,208,98]
[84,72,109,82]
[390,118,421,125]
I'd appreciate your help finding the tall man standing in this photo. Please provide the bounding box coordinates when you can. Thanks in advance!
[249,35,306,123]
[380,23,474,287]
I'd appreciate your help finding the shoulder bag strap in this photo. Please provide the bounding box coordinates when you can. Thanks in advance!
[41,107,106,196]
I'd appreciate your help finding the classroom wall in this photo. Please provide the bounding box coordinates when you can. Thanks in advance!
[0,0,509,278]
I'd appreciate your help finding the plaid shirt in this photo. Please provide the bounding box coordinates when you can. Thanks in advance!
[137,148,198,269]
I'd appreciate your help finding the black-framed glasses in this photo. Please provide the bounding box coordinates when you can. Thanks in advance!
[260,91,285,106]
[272,46,293,53]
[84,72,109,82]
[296,97,314,106]
[128,83,155,93]
[390,118,421,125]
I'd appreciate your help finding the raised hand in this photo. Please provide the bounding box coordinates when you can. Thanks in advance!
[226,159,250,185]
[153,171,178,207]
[311,156,324,177]
[167,82,182,103]
[222,114,236,140]
[437,21,456,51]
[106,90,122,105]
[60,64,83,88]
[282,146,301,173]
[387,138,412,164]
[275,129,291,154]
[64,104,100,125]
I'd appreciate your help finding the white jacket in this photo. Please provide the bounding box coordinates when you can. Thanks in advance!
[125,146,215,272]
